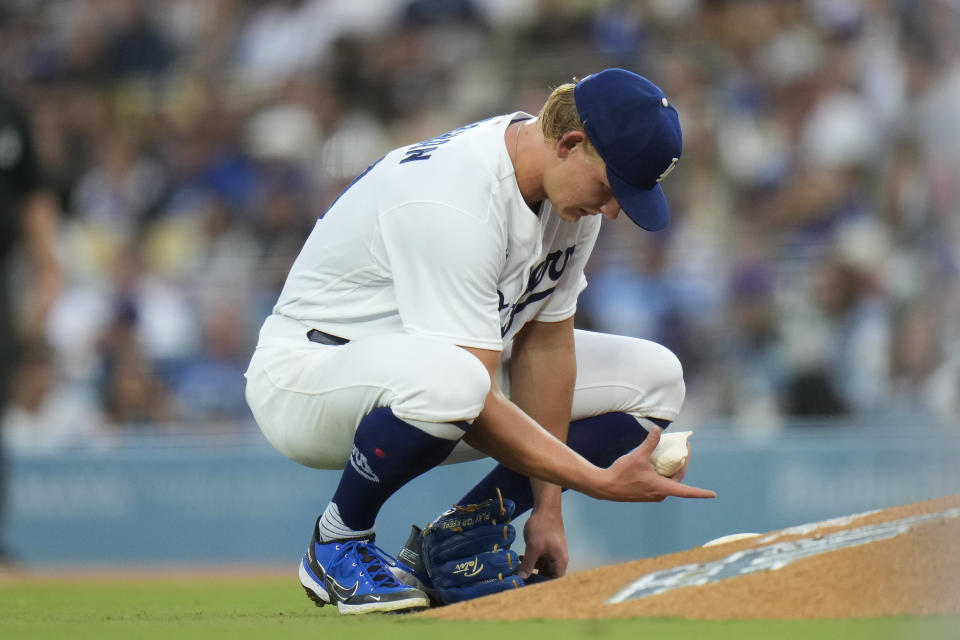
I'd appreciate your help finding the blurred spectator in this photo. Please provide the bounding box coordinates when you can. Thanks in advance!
[0,0,955,447]
[400,0,486,26]
[97,298,179,429]
[98,0,176,78]
[70,128,167,272]
[172,301,251,423]
[717,261,786,431]
[591,0,647,64]
[780,226,893,416]
[232,0,399,91]
[232,0,330,89]
[890,300,960,423]
[3,339,101,452]
[579,230,688,348]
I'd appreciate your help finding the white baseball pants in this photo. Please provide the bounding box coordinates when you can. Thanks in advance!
[244,314,685,469]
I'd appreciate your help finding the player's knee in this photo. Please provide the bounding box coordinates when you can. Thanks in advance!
[650,343,686,405]
[656,344,685,399]
[395,345,491,423]
[624,339,686,408]
[432,349,492,417]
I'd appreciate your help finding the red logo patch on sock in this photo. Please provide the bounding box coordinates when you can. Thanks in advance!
[375,448,386,459]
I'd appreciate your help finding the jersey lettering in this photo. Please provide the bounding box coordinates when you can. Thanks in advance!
[399,121,484,164]
[499,245,577,336]
[400,147,435,163]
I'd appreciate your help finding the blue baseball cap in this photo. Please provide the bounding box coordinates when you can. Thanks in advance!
[574,68,682,231]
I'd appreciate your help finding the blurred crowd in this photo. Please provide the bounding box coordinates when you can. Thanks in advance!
[1,0,959,451]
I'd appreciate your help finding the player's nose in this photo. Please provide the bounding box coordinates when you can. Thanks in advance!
[600,197,621,220]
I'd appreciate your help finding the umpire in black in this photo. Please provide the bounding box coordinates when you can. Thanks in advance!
[0,88,62,562]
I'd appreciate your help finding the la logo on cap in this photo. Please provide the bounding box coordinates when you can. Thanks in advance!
[657,157,680,183]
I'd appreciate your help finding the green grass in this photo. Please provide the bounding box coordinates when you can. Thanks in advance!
[1,576,957,640]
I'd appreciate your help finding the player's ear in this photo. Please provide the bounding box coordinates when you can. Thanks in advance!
[556,131,587,158]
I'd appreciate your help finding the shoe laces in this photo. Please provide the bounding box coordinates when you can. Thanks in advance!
[332,540,401,588]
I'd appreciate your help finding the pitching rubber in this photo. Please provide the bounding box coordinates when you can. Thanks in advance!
[702,532,762,547]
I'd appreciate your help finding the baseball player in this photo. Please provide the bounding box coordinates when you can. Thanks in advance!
[244,68,715,615]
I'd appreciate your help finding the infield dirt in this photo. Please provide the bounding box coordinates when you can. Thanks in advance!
[420,493,960,620]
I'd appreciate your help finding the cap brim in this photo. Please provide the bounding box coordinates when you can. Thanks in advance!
[608,169,671,232]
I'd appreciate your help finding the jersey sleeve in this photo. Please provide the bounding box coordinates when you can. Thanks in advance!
[534,220,601,322]
[377,202,505,350]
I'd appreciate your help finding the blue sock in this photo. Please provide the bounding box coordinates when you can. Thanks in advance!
[326,408,463,535]
[457,412,665,514]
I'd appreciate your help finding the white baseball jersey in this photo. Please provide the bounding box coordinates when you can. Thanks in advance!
[263,112,601,351]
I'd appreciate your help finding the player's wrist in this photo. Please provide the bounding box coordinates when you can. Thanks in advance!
[530,479,563,510]
[565,463,612,500]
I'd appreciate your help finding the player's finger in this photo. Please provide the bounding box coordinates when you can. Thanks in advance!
[623,432,661,467]
[517,550,538,579]
[548,555,568,578]
[636,426,661,455]
[662,478,716,499]
[535,555,564,579]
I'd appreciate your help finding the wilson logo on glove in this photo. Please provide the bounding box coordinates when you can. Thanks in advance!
[452,557,484,578]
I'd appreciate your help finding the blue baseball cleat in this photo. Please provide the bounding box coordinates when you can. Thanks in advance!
[390,524,442,605]
[299,522,430,615]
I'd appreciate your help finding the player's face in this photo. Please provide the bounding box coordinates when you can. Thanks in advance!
[544,141,621,223]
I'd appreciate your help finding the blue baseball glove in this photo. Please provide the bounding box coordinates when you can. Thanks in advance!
[396,491,525,604]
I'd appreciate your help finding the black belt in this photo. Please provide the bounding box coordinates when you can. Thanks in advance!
[307,329,350,346]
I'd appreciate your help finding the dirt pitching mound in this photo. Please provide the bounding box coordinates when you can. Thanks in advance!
[420,493,960,620]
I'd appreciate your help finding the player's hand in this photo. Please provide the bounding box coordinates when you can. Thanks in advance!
[518,507,568,580]
[598,429,716,502]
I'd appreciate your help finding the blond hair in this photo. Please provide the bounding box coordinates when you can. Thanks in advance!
[537,82,596,153]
